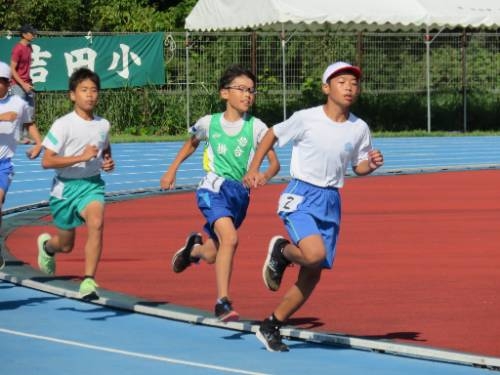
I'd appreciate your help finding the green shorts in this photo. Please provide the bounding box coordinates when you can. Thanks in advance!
[49,175,105,230]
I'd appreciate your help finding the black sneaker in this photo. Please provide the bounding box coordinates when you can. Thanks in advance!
[262,236,291,291]
[171,233,202,273]
[256,318,289,352]
[214,297,240,322]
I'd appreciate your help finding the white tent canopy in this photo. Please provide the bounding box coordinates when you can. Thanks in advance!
[185,0,500,130]
[186,0,500,32]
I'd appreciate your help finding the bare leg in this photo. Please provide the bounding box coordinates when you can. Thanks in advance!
[274,266,322,321]
[79,201,105,277]
[283,234,326,268]
[212,217,238,300]
[191,237,218,264]
[46,228,76,254]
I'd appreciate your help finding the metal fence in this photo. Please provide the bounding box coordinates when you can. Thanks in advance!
[164,31,499,132]
[7,30,499,133]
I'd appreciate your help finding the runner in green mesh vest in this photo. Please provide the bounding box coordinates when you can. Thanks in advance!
[161,65,280,322]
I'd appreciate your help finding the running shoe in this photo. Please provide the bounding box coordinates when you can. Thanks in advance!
[256,317,289,352]
[214,297,240,322]
[79,278,99,301]
[171,233,202,273]
[262,236,291,291]
[37,233,55,275]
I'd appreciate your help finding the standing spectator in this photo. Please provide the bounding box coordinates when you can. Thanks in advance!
[0,61,42,269]
[10,24,37,145]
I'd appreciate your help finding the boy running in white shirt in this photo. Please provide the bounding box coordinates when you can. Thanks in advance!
[244,61,384,351]
[37,67,115,300]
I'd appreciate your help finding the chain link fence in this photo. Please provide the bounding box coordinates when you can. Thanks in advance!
[13,30,500,133]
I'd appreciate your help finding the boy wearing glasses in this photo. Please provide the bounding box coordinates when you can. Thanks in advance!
[161,65,279,322]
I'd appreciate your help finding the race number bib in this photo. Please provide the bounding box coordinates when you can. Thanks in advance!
[198,172,224,193]
[278,193,304,213]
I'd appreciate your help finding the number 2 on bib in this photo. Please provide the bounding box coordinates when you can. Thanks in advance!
[278,193,304,213]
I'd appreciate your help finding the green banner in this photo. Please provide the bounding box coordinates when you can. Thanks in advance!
[0,33,165,91]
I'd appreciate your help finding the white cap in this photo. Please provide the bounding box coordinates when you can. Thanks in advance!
[0,61,11,80]
[322,61,361,83]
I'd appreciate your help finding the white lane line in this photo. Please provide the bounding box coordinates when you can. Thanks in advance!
[0,327,270,375]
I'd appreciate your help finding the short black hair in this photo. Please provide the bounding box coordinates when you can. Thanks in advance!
[20,24,37,35]
[69,67,101,91]
[218,65,256,90]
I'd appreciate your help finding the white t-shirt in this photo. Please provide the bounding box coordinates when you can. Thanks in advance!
[42,111,111,179]
[0,94,31,160]
[273,105,372,188]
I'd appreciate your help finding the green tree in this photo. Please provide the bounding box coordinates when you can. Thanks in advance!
[0,0,197,32]
[0,0,86,31]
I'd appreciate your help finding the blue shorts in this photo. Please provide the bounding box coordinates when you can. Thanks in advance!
[0,159,14,201]
[196,177,250,240]
[278,179,341,269]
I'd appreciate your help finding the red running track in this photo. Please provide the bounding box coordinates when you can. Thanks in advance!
[7,170,500,357]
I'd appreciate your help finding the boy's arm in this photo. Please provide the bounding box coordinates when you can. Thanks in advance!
[41,145,98,169]
[352,149,384,176]
[0,112,17,121]
[101,144,114,172]
[243,128,277,188]
[10,58,33,93]
[160,135,200,190]
[25,122,42,159]
[258,148,280,185]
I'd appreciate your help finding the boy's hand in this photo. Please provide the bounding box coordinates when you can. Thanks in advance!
[101,154,114,172]
[25,144,42,159]
[160,170,176,190]
[368,149,384,170]
[243,169,262,188]
[81,144,99,161]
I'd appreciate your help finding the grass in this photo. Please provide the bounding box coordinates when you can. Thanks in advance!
[373,130,500,137]
[110,130,500,143]
[111,134,188,143]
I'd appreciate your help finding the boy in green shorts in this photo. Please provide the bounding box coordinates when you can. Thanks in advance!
[37,67,115,300]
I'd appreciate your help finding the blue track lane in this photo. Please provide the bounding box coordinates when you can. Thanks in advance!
[1,136,499,374]
[0,281,492,375]
[6,136,500,210]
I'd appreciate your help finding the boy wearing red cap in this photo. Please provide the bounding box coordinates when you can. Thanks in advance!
[244,61,384,352]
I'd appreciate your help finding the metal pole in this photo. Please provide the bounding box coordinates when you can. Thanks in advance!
[185,31,190,131]
[281,24,287,121]
[425,28,431,133]
[461,30,468,133]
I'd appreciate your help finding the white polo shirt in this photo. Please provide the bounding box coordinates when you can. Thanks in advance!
[42,111,110,179]
[273,105,372,188]
[0,94,31,160]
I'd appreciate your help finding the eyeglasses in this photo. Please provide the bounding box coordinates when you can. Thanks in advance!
[225,86,257,95]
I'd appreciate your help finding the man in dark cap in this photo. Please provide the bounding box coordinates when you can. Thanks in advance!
[10,24,38,144]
